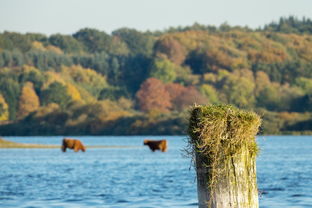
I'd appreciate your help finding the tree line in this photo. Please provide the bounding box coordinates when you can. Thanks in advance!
[0,16,311,135]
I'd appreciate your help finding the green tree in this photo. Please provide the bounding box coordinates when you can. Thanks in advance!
[40,82,72,108]
[217,71,255,108]
[199,84,219,104]
[49,34,84,54]
[112,28,154,55]
[0,78,20,120]
[73,28,112,53]
[25,33,48,43]
[18,66,45,93]
[149,58,177,83]
[120,54,152,95]
[0,32,32,52]
[294,77,312,93]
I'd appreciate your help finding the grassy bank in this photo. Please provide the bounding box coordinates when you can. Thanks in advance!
[0,138,60,148]
[0,138,139,149]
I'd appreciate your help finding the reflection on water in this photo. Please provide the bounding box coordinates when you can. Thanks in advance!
[0,135,312,208]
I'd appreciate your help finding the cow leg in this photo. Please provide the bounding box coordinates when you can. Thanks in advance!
[74,146,80,152]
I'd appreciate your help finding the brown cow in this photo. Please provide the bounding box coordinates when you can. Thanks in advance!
[61,138,86,152]
[143,139,167,152]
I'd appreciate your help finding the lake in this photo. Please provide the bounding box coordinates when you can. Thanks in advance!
[0,135,311,208]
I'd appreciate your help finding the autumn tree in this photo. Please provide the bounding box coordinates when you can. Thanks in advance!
[154,36,187,65]
[165,83,207,111]
[18,82,40,119]
[66,83,81,102]
[172,86,207,111]
[61,65,109,98]
[254,71,271,96]
[0,94,9,121]
[165,83,185,103]
[136,78,171,112]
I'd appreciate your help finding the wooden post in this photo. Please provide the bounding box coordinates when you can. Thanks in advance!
[187,105,261,208]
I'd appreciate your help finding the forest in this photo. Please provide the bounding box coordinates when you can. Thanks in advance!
[0,16,311,135]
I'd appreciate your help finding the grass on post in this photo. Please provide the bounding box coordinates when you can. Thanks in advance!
[187,104,261,207]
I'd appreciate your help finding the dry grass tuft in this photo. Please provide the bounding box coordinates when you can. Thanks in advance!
[187,104,261,207]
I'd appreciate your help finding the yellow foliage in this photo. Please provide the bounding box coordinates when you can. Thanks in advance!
[203,73,218,83]
[66,83,81,101]
[73,85,96,103]
[255,71,271,95]
[42,71,66,89]
[66,113,88,126]
[46,45,63,54]
[159,30,295,68]
[61,65,108,98]
[18,82,40,119]
[61,65,108,86]
[41,67,97,102]
[279,33,312,61]
[0,94,9,121]
[117,97,133,109]
[34,103,60,118]
[278,112,301,121]
[21,65,42,73]
[32,41,46,51]
[0,66,42,80]
[131,120,145,128]
[233,32,290,64]
[98,100,132,121]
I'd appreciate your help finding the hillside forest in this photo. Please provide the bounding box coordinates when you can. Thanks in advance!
[0,16,311,135]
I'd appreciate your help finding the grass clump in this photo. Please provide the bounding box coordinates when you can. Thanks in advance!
[187,104,261,207]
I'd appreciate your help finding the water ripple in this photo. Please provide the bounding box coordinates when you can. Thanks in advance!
[1,136,312,207]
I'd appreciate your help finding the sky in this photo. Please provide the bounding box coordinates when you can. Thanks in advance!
[0,0,312,35]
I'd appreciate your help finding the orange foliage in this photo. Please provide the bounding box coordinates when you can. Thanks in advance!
[154,36,187,65]
[165,83,185,102]
[173,86,207,110]
[136,78,171,112]
[278,33,312,61]
[165,83,207,111]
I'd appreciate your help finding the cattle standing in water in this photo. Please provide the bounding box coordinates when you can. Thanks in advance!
[61,138,86,152]
[143,139,167,152]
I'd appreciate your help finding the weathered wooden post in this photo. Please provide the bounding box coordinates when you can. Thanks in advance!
[187,104,261,208]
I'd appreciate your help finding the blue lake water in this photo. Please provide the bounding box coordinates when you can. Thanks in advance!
[0,135,312,208]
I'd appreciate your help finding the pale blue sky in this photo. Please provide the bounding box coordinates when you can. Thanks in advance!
[0,0,311,35]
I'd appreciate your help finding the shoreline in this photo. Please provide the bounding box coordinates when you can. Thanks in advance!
[0,139,139,149]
